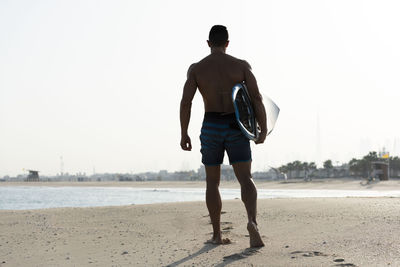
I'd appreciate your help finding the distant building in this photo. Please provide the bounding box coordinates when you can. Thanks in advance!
[197,165,238,181]
[253,169,279,180]
[171,171,197,181]
[77,176,91,182]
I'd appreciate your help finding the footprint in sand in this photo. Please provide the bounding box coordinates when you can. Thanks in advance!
[334,263,356,267]
[333,258,357,266]
[203,211,227,217]
[334,259,345,262]
[290,251,328,257]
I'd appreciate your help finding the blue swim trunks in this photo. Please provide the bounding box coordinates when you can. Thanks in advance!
[200,112,252,166]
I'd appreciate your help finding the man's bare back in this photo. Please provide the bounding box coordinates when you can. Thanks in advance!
[181,49,267,146]
[189,53,251,113]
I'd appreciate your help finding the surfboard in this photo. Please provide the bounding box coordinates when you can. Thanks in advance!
[232,82,280,141]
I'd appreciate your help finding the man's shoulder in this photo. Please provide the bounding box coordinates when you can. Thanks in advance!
[240,59,252,70]
[226,54,252,69]
[186,62,197,78]
[233,57,251,70]
[189,56,211,72]
[188,62,197,72]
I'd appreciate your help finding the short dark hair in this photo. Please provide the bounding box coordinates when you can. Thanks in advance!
[208,25,229,47]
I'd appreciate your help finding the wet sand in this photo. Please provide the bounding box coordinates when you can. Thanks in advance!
[1,195,400,266]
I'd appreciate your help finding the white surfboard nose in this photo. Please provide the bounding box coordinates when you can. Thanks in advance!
[262,94,280,136]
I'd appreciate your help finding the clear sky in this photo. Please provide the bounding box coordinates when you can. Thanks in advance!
[1,0,399,176]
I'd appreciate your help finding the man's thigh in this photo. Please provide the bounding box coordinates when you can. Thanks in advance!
[200,125,225,166]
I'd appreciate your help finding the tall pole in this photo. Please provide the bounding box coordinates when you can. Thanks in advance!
[316,111,321,167]
[60,156,64,176]
[388,152,390,179]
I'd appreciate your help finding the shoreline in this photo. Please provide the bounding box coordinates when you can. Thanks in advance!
[1,178,400,190]
[0,195,399,213]
[2,180,400,211]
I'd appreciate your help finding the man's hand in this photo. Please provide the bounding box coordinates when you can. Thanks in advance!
[180,134,192,151]
[255,131,267,144]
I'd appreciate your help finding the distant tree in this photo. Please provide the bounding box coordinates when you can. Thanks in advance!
[323,160,333,169]
[277,165,289,180]
[349,158,367,177]
[349,158,359,175]
[348,151,380,178]
[302,162,316,181]
[293,160,303,178]
[308,162,317,178]
[323,160,333,177]
[301,162,309,171]
[363,151,378,162]
[308,162,317,170]
[286,162,295,178]
[278,165,288,175]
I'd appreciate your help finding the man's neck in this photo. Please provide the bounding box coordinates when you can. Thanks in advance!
[210,47,226,54]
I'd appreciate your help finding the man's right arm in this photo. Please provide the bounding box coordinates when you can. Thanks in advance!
[180,63,197,150]
[243,61,268,144]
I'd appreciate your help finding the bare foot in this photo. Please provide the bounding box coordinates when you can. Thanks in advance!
[205,236,231,245]
[247,222,265,248]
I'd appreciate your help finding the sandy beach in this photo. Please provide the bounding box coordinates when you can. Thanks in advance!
[1,180,400,266]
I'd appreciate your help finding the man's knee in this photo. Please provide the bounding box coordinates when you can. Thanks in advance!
[205,165,221,186]
[206,176,220,188]
[236,172,253,186]
[239,176,254,188]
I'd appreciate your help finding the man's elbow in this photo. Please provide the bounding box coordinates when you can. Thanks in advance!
[180,100,192,110]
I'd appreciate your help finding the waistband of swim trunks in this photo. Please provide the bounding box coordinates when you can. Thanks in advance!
[204,112,236,122]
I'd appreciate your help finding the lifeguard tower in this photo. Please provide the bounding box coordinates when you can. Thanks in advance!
[26,170,40,182]
[370,152,390,181]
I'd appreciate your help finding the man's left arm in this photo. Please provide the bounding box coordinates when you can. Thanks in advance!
[180,64,197,151]
[243,61,268,144]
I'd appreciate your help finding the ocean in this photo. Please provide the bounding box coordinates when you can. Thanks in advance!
[1,186,400,210]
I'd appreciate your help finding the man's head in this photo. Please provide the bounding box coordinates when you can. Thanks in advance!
[208,25,229,49]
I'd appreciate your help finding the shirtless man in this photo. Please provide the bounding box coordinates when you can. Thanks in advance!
[180,25,267,248]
